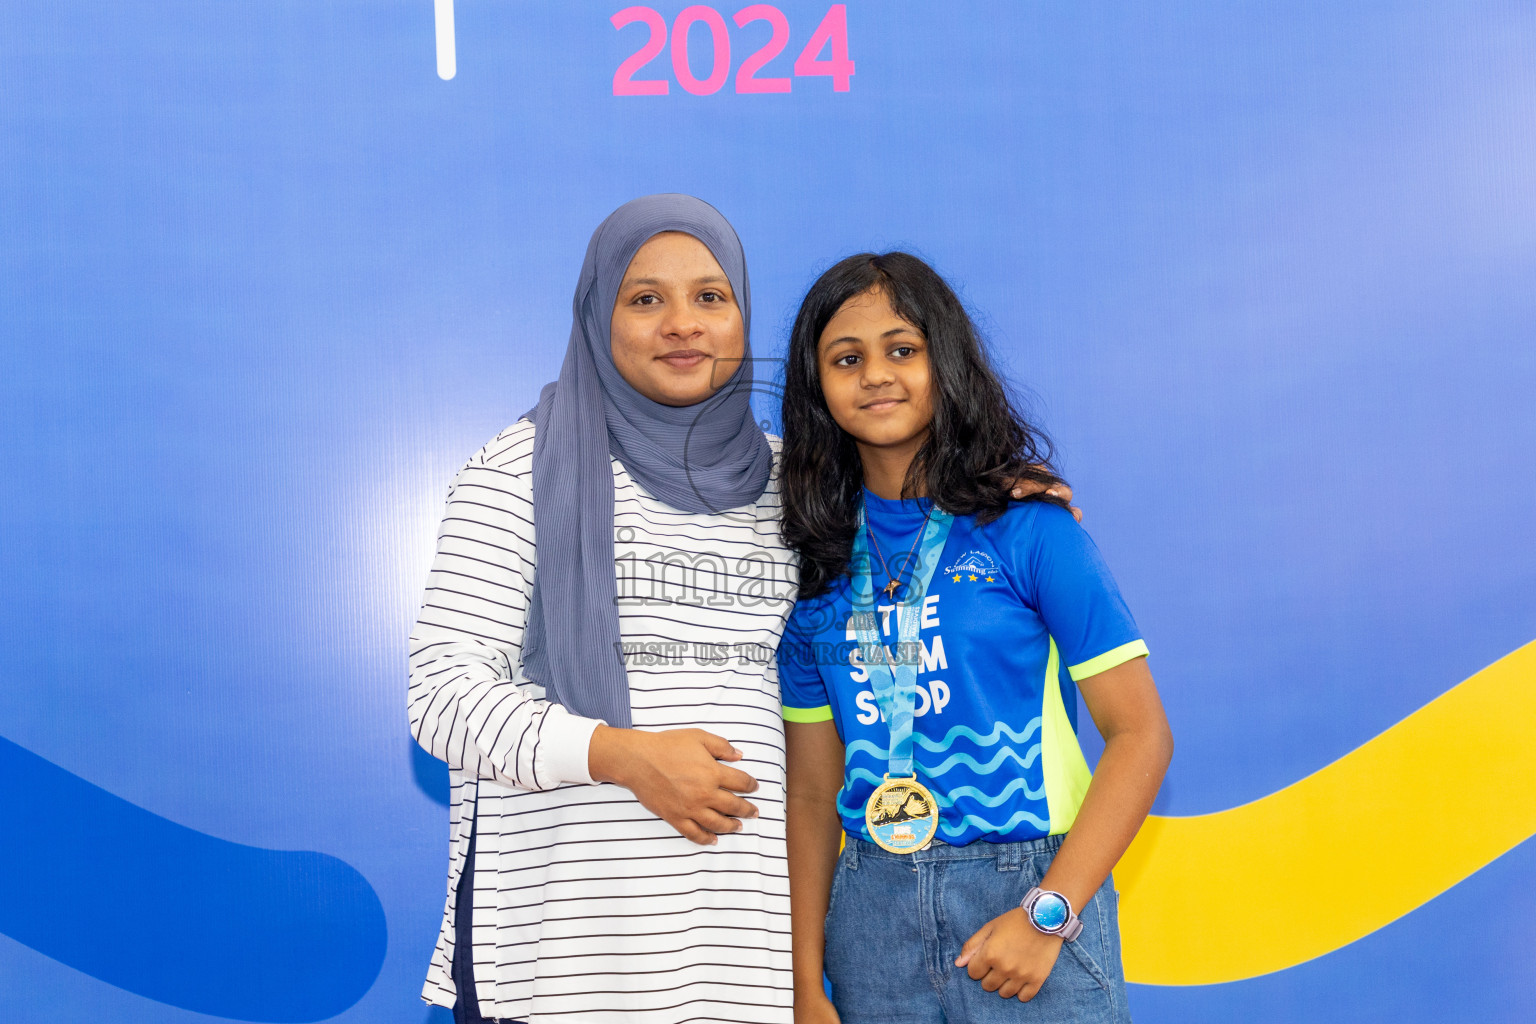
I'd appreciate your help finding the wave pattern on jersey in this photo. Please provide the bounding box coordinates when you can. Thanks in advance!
[838,717,1050,840]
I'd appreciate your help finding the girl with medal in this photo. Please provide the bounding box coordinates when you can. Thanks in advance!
[778,252,1174,1023]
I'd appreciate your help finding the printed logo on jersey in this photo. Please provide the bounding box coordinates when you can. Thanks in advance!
[944,549,1000,583]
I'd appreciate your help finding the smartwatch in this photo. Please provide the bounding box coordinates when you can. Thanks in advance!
[1021,886,1082,942]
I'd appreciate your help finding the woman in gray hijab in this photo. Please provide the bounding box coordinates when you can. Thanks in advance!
[410,195,799,1024]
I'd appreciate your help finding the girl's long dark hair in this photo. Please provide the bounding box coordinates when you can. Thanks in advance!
[780,252,1068,599]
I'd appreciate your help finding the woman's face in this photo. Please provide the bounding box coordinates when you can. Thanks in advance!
[610,232,745,407]
[816,286,934,453]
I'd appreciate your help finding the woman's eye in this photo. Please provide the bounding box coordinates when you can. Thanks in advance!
[700,290,726,303]
[635,294,660,305]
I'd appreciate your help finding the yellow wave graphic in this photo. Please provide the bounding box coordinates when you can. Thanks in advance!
[1116,639,1536,985]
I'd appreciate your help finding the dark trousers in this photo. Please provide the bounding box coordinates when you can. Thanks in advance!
[451,823,526,1024]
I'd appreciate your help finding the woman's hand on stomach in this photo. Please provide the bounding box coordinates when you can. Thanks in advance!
[588,725,760,845]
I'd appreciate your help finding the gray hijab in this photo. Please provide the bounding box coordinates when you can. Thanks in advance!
[520,194,773,729]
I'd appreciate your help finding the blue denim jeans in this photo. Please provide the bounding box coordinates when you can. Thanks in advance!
[824,834,1131,1024]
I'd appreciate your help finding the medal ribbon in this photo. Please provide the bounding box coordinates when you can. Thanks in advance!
[851,501,954,778]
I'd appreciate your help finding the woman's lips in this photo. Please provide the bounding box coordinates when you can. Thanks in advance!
[658,350,709,369]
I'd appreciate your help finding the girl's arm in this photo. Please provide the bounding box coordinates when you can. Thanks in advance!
[956,655,1172,1001]
[786,719,847,1023]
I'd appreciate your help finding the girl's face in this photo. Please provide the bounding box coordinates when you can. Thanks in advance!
[816,286,934,455]
[610,231,745,407]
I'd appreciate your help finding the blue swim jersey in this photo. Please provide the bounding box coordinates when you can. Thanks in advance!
[778,492,1148,845]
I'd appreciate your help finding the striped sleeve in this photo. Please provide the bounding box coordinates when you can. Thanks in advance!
[407,424,602,790]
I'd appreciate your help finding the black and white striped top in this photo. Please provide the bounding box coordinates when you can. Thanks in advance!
[410,420,797,1023]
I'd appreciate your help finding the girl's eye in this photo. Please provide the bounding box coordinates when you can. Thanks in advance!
[832,353,860,367]
[892,345,916,358]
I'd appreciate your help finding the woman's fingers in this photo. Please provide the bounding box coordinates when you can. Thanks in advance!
[697,791,759,833]
[672,818,717,845]
[1008,479,1081,521]
[695,729,743,761]
[707,761,760,827]
[716,763,760,794]
[693,808,745,835]
[684,788,763,838]
[712,791,760,820]
[680,798,762,840]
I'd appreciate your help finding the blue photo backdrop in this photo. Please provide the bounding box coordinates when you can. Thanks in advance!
[2,2,1534,1021]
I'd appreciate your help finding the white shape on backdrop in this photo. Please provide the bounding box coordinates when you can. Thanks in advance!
[435,0,456,80]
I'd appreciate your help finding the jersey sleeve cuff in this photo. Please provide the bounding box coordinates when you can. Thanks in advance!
[537,705,605,786]
[1067,639,1150,682]
[782,704,834,724]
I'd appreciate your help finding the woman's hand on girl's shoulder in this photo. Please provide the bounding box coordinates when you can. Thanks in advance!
[794,989,842,1024]
[1009,477,1082,522]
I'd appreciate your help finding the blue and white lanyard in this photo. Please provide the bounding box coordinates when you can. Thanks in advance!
[849,502,953,778]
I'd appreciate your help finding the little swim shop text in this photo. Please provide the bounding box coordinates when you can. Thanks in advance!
[779,594,953,719]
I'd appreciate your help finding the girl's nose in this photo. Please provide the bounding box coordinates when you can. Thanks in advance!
[860,356,895,387]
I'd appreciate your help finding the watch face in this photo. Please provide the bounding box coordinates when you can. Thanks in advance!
[1030,891,1070,932]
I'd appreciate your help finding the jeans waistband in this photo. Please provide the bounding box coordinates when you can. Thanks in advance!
[843,831,1066,867]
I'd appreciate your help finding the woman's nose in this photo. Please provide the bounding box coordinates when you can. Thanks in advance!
[660,301,703,339]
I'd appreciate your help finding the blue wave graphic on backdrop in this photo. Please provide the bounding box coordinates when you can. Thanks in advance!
[0,736,387,1022]
[840,717,1048,835]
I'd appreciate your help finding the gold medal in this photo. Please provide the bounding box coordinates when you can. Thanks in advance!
[864,774,939,854]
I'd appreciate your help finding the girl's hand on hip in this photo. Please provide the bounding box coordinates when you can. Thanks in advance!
[588,725,759,845]
[955,908,1063,1001]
